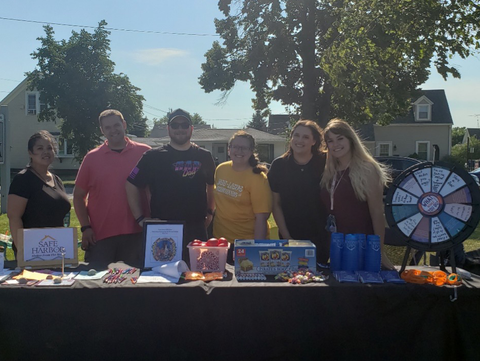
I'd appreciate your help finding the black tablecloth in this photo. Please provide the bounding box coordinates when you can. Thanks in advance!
[1,263,479,361]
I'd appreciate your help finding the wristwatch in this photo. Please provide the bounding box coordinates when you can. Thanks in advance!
[81,225,92,233]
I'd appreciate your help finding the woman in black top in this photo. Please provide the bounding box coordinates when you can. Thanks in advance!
[268,120,329,264]
[7,131,71,250]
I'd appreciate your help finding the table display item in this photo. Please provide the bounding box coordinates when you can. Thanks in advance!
[234,239,316,276]
[274,269,327,284]
[364,235,381,272]
[356,271,384,284]
[329,233,344,271]
[16,227,78,269]
[385,162,480,273]
[187,238,230,272]
[356,234,366,270]
[142,220,184,269]
[342,234,359,272]
[333,271,360,283]
[380,270,406,284]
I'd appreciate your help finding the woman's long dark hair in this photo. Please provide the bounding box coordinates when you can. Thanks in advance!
[229,131,267,174]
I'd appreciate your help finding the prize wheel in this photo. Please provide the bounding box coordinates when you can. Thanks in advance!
[385,162,480,258]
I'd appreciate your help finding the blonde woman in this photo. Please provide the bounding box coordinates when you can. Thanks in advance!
[320,119,394,269]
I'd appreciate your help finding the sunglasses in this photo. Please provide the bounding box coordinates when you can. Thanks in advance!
[170,122,191,129]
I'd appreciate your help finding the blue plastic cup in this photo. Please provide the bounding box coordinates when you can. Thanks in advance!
[365,235,381,272]
[329,233,344,271]
[355,234,366,271]
[342,234,359,272]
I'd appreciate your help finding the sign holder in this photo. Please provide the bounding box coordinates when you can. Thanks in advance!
[17,227,78,269]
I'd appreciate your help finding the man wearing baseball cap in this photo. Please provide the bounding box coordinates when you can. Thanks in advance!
[126,108,215,262]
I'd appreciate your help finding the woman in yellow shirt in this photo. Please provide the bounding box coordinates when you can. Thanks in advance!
[213,131,272,263]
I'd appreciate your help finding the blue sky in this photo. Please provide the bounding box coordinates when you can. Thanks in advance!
[1,0,479,129]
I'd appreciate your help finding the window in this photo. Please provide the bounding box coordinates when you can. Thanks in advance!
[256,144,274,163]
[25,91,46,115]
[27,93,37,114]
[416,141,430,161]
[376,142,392,156]
[418,105,429,120]
[413,96,433,122]
[55,136,74,157]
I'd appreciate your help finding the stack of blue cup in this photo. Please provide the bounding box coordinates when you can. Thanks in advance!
[342,234,359,272]
[329,233,344,271]
[356,234,367,271]
[365,235,381,272]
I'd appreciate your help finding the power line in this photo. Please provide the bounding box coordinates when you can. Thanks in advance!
[0,16,219,37]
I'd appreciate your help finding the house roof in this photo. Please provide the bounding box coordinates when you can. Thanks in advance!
[355,123,375,142]
[152,127,286,143]
[466,128,480,139]
[0,78,29,105]
[391,89,453,125]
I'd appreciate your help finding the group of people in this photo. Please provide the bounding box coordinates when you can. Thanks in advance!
[7,108,394,269]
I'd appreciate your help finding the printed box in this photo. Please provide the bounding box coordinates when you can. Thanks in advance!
[234,239,316,276]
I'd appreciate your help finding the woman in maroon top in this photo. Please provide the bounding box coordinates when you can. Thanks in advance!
[320,119,394,269]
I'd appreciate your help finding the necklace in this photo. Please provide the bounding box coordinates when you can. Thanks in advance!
[330,163,351,211]
[293,155,312,172]
[29,167,53,185]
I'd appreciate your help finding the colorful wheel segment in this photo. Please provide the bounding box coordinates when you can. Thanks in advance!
[385,162,480,251]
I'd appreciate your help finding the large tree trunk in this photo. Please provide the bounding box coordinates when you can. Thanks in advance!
[299,0,317,122]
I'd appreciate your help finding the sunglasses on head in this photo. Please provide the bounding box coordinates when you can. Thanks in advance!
[169,122,191,129]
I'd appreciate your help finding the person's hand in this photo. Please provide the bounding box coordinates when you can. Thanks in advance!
[81,228,96,251]
[381,250,395,270]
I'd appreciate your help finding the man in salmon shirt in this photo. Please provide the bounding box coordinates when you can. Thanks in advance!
[74,109,151,267]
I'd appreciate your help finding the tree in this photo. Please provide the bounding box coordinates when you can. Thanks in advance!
[199,0,480,127]
[27,21,147,160]
[247,110,267,130]
[153,110,207,126]
[446,136,480,169]
[452,127,466,146]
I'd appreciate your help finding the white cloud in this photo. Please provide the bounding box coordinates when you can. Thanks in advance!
[131,48,188,66]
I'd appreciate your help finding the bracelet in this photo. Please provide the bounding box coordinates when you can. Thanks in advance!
[80,225,92,233]
[135,215,145,224]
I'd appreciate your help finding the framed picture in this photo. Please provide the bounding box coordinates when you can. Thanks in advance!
[17,227,78,269]
[142,220,184,269]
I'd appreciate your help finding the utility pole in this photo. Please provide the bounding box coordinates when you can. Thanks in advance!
[470,114,480,128]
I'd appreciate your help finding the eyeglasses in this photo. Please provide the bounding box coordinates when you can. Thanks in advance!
[230,145,252,152]
[169,122,190,129]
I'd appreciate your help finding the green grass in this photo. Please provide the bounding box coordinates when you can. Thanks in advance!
[2,210,479,266]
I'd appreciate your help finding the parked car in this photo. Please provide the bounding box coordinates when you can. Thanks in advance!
[469,172,480,189]
[374,156,423,193]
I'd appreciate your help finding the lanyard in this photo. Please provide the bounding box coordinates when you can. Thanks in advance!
[330,167,349,211]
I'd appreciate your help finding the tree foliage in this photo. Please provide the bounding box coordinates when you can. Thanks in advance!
[246,110,267,130]
[200,0,480,127]
[447,136,480,169]
[27,21,147,160]
[452,127,466,146]
[153,111,207,126]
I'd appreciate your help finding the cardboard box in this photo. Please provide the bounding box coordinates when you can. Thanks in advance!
[234,240,316,275]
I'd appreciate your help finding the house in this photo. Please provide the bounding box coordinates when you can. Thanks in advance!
[266,90,453,161]
[0,79,79,173]
[462,128,480,144]
[372,90,453,161]
[151,127,287,163]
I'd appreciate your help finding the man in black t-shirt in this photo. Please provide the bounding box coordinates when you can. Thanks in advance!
[126,109,215,261]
